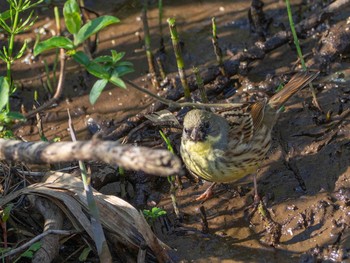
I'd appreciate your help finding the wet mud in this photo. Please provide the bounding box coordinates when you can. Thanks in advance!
[2,0,350,262]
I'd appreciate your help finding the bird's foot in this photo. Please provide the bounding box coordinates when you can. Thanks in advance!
[195,182,216,201]
[195,187,213,201]
[245,193,262,220]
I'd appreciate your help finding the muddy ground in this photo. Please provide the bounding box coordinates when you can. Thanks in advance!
[2,0,350,262]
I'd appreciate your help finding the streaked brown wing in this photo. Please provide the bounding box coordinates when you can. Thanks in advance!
[218,108,254,143]
[249,100,266,131]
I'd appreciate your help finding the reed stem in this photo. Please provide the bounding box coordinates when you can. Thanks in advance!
[142,1,160,88]
[212,17,226,76]
[167,18,191,100]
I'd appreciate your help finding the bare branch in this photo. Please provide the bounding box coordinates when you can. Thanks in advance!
[0,139,182,176]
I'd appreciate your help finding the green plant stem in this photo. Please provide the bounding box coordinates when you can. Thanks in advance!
[156,56,166,80]
[5,62,11,111]
[285,1,304,68]
[8,5,20,61]
[53,7,61,87]
[54,6,61,33]
[167,18,191,101]
[285,0,321,110]
[3,0,42,111]
[142,2,159,88]
[159,130,180,219]
[211,17,225,76]
[5,2,21,111]
[67,109,112,263]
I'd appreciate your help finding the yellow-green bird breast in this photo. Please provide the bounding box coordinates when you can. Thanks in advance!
[180,128,271,183]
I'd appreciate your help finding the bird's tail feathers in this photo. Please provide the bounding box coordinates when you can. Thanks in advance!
[268,71,319,110]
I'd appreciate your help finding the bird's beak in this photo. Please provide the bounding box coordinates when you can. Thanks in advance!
[190,127,205,142]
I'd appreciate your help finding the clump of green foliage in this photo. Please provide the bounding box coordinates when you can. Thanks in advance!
[143,207,167,225]
[0,0,43,136]
[34,0,134,105]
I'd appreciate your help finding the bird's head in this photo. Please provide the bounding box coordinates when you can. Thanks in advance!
[182,109,226,143]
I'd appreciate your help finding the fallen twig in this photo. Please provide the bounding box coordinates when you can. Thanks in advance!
[0,139,182,177]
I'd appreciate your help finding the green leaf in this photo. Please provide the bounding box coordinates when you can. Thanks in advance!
[6,111,26,121]
[52,137,61,142]
[72,51,89,65]
[152,207,167,216]
[93,55,113,64]
[74,16,120,46]
[89,79,108,105]
[16,10,34,32]
[0,10,11,21]
[34,36,74,56]
[1,203,13,222]
[113,65,134,78]
[14,40,28,60]
[0,21,10,34]
[71,50,90,66]
[2,46,8,59]
[63,0,82,35]
[26,0,44,10]
[0,77,9,111]
[159,130,174,153]
[20,241,41,259]
[116,61,133,67]
[111,50,125,63]
[0,113,6,123]
[0,129,15,139]
[109,73,126,89]
[86,62,110,79]
[73,52,111,79]
[0,49,5,61]
[79,247,92,261]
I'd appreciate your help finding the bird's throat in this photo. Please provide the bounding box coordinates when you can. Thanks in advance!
[187,134,222,155]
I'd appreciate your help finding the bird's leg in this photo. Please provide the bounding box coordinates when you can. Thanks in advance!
[245,174,262,219]
[196,182,216,201]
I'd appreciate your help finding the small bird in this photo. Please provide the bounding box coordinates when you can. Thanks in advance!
[180,71,319,200]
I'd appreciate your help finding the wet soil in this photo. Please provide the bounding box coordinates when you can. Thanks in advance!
[2,0,350,262]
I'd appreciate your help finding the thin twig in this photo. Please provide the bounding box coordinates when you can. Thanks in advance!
[25,48,66,118]
[1,230,76,259]
[124,79,247,109]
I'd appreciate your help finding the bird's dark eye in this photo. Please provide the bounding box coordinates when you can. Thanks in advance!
[204,121,210,129]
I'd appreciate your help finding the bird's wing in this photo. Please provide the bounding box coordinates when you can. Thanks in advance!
[218,108,254,143]
[249,100,267,131]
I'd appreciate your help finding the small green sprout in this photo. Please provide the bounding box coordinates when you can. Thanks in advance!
[143,207,167,225]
